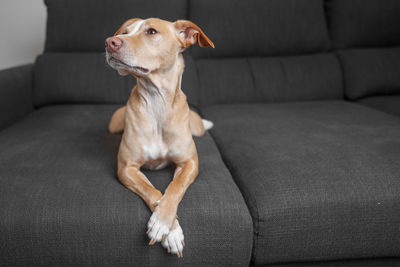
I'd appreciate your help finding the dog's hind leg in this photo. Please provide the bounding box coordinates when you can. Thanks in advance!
[108,106,126,134]
[189,109,213,137]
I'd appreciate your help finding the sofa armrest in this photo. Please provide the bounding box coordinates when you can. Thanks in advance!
[0,64,34,130]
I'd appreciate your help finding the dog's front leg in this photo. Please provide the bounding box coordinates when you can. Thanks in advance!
[119,164,184,252]
[147,154,198,257]
[118,165,162,211]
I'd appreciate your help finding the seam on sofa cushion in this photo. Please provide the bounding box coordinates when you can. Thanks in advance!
[206,129,258,264]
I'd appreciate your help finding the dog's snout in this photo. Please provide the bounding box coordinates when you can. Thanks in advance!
[106,37,123,52]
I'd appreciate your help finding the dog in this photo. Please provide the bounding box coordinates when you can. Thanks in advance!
[105,18,214,257]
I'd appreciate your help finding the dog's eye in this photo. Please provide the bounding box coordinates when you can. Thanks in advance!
[119,29,129,35]
[146,28,157,35]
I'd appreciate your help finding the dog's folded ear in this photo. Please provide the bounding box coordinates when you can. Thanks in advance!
[114,18,141,36]
[174,20,215,49]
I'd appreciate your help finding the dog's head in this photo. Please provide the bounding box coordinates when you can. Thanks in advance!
[105,18,214,77]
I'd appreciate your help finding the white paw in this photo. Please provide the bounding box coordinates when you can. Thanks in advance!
[202,119,214,131]
[162,221,185,257]
[147,211,170,245]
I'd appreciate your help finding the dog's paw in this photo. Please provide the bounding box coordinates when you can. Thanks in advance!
[147,210,170,245]
[162,220,184,257]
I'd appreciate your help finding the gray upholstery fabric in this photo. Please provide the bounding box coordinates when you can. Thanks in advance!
[202,101,400,265]
[258,257,400,267]
[358,95,400,117]
[189,0,330,58]
[7,1,400,265]
[34,53,200,108]
[34,53,134,106]
[181,54,201,107]
[0,105,253,266]
[44,0,187,52]
[327,0,400,48]
[0,64,34,131]
[338,48,400,100]
[196,54,343,107]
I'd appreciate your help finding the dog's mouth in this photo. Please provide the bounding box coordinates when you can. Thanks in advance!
[108,56,150,74]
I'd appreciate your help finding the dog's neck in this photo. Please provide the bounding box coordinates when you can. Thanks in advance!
[134,54,184,110]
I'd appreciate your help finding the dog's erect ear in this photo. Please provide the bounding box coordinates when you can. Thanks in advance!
[174,20,215,49]
[114,18,141,36]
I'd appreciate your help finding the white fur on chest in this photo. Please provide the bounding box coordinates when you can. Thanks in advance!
[136,90,171,169]
[137,82,169,161]
[131,79,184,170]
[141,139,168,161]
[140,139,171,170]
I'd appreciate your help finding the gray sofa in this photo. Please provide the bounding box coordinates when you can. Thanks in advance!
[1,0,399,266]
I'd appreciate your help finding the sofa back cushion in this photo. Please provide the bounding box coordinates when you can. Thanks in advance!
[327,0,400,49]
[327,0,400,100]
[189,0,330,59]
[44,0,187,52]
[34,53,199,107]
[36,0,201,107]
[36,0,344,107]
[338,48,400,100]
[196,54,342,106]
[188,0,343,106]
[34,53,133,106]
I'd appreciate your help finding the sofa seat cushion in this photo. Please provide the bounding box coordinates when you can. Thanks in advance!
[202,101,400,265]
[259,257,400,267]
[358,95,400,117]
[0,105,252,266]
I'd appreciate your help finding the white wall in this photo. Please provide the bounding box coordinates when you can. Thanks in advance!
[0,0,46,70]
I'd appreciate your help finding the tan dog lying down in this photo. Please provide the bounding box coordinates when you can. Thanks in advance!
[105,18,214,257]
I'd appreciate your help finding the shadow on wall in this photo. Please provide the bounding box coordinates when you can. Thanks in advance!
[0,0,46,69]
